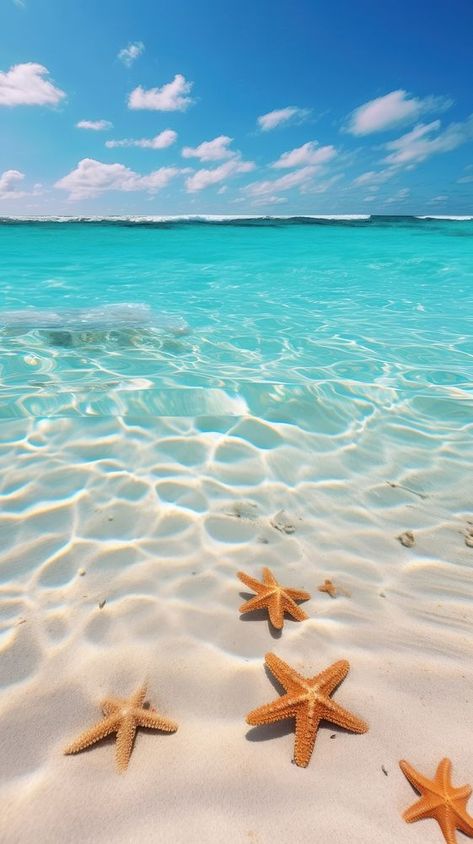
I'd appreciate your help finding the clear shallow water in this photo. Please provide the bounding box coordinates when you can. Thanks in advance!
[0,215,472,427]
[0,217,472,843]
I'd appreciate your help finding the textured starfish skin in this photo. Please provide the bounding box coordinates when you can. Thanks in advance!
[64,684,178,772]
[400,758,473,844]
[246,653,368,767]
[238,567,311,629]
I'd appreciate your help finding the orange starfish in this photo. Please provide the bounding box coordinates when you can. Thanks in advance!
[246,652,368,767]
[64,683,178,772]
[237,567,311,629]
[400,758,473,844]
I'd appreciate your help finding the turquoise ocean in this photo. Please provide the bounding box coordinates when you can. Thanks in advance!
[0,215,473,843]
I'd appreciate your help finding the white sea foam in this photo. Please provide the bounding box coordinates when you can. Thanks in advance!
[416,215,473,221]
[0,213,372,223]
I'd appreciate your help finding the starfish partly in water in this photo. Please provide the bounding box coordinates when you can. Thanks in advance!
[400,757,473,844]
[246,652,368,767]
[237,567,311,629]
[64,683,178,772]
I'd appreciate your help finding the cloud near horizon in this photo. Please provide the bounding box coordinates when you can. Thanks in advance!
[257,106,310,131]
[128,74,194,111]
[185,157,255,192]
[347,89,452,136]
[246,165,318,197]
[0,63,66,107]
[118,42,145,67]
[76,119,113,131]
[55,158,187,199]
[106,130,177,149]
[384,116,473,165]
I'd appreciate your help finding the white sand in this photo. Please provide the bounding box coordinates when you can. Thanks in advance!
[0,414,472,843]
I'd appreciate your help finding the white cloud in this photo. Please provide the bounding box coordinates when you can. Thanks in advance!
[272,141,336,169]
[118,42,145,67]
[299,173,343,195]
[128,74,193,111]
[0,63,66,107]
[246,166,318,197]
[185,157,255,193]
[182,135,235,161]
[257,106,310,131]
[384,116,473,166]
[76,119,113,131]
[106,130,177,149]
[352,168,396,187]
[347,89,452,136]
[55,158,186,200]
[0,169,26,199]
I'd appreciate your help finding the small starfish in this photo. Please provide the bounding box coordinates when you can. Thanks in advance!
[237,567,310,629]
[246,652,368,767]
[64,683,178,772]
[400,758,473,844]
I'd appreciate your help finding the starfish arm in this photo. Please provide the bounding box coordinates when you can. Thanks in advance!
[246,693,298,726]
[267,596,285,629]
[115,717,138,773]
[237,571,264,594]
[281,595,309,622]
[293,708,321,768]
[321,697,368,734]
[102,697,125,715]
[239,593,272,615]
[437,808,461,844]
[457,804,473,838]
[400,759,436,794]
[64,715,120,755]
[284,586,311,602]
[264,652,306,692]
[130,684,147,708]
[262,567,280,587]
[402,796,438,824]
[136,709,178,733]
[316,660,350,696]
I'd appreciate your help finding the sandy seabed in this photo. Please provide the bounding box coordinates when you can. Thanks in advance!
[0,412,472,844]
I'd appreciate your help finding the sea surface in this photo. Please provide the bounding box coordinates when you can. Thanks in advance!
[0,215,472,842]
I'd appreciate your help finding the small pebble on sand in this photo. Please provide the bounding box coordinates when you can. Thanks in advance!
[397,530,415,548]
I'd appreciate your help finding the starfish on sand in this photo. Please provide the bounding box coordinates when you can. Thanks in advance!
[400,758,473,844]
[64,683,178,772]
[246,652,368,767]
[237,567,311,629]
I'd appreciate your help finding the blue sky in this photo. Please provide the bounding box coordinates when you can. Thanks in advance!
[0,0,472,215]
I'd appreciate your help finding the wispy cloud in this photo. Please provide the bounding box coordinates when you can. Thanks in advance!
[257,106,310,131]
[352,168,396,187]
[272,141,336,169]
[55,158,187,199]
[182,136,235,161]
[0,63,65,107]
[185,158,255,192]
[76,119,112,131]
[106,130,177,149]
[246,166,318,197]
[385,187,410,204]
[128,74,193,111]
[118,42,145,67]
[384,116,473,165]
[346,89,452,136]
